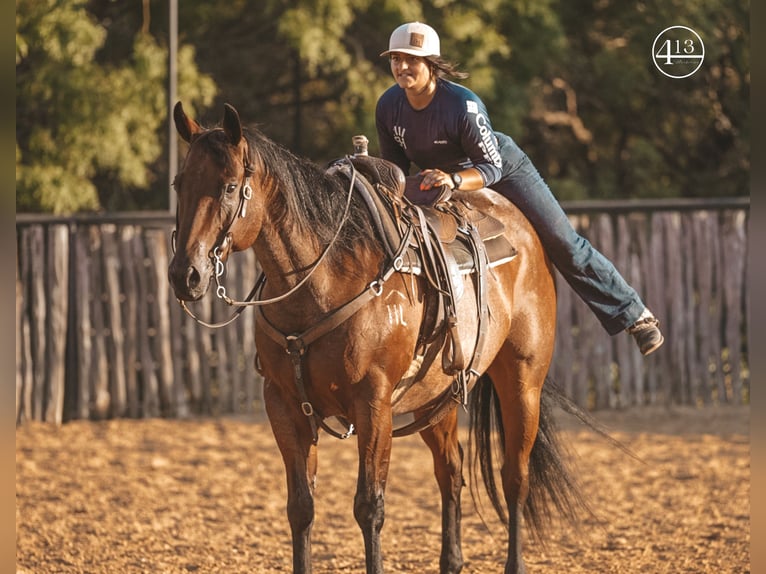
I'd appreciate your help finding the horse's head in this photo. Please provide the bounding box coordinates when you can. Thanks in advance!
[168,102,262,301]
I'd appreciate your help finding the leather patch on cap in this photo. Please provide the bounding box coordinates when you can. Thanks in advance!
[409,33,424,48]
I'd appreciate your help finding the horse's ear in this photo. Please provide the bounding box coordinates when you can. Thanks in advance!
[174,101,202,143]
[222,103,243,146]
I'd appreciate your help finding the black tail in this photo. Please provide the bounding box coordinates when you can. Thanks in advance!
[468,374,592,541]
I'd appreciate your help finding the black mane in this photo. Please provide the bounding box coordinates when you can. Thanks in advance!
[198,127,382,264]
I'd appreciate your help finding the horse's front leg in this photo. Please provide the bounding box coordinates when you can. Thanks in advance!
[264,378,318,574]
[418,407,464,574]
[352,384,394,574]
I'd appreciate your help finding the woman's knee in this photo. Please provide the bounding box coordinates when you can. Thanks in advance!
[543,229,599,272]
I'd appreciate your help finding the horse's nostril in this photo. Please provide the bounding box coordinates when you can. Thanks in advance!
[187,266,201,290]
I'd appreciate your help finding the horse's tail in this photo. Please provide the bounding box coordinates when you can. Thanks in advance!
[468,374,592,542]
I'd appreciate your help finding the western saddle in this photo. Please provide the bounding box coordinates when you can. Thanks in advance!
[325,153,517,429]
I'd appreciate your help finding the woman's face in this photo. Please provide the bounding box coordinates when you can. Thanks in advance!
[389,52,432,92]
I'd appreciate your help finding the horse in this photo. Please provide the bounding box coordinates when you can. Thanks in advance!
[168,101,586,574]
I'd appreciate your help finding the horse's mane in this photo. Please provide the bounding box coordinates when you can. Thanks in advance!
[197,127,381,263]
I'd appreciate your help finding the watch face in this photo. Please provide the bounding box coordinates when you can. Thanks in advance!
[452,173,462,188]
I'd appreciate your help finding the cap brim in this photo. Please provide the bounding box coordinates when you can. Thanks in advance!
[380,48,437,57]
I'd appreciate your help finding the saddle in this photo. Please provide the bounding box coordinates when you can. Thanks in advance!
[326,154,517,419]
[334,154,517,272]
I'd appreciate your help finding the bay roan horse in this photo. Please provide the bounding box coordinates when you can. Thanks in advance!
[168,102,586,574]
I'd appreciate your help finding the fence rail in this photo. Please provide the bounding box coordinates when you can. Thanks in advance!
[16,199,749,423]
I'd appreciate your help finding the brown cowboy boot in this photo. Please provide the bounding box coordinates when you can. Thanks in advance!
[627,312,664,356]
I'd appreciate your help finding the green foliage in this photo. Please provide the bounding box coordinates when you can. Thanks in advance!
[16,0,216,213]
[496,0,750,199]
[16,0,748,212]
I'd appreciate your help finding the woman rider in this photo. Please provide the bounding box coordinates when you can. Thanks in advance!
[375,22,664,355]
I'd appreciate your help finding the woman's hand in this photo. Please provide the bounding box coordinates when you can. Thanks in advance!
[418,169,454,191]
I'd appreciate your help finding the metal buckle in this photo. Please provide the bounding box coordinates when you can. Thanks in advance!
[370,280,383,297]
[213,247,225,278]
[340,423,355,439]
[240,181,253,218]
[286,335,306,356]
[242,181,253,200]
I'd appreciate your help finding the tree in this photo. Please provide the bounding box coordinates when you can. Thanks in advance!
[16,0,748,212]
[491,0,750,199]
[16,0,216,213]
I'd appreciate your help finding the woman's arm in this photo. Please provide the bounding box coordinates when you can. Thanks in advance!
[418,167,485,191]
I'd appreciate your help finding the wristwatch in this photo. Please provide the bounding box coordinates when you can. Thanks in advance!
[450,172,463,190]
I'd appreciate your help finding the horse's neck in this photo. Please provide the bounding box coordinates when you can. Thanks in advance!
[253,212,365,318]
[251,163,382,319]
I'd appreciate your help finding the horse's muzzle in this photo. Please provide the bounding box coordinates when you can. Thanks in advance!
[168,255,212,301]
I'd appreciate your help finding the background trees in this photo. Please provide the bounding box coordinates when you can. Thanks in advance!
[16,0,749,213]
[16,0,216,212]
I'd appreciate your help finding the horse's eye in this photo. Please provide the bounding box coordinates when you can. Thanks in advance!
[224,183,238,195]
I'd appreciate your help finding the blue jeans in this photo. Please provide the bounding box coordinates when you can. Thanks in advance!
[492,136,645,335]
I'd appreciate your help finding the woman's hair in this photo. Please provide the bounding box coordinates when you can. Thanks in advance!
[426,56,469,80]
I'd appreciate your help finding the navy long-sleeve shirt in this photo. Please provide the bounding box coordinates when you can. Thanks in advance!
[375,79,510,185]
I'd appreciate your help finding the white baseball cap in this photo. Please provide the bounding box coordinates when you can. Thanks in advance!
[380,22,440,58]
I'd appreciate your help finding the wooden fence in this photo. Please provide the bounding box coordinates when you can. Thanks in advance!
[549,199,749,409]
[16,199,749,424]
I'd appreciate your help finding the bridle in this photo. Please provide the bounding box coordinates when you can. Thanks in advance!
[171,144,359,328]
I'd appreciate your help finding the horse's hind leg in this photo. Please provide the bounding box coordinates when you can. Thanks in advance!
[486,352,548,574]
[263,378,318,574]
[418,407,464,574]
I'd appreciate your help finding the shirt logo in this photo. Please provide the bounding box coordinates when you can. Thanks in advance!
[394,125,406,149]
[466,101,478,114]
[475,113,502,168]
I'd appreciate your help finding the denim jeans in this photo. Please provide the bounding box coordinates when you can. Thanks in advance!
[492,136,645,335]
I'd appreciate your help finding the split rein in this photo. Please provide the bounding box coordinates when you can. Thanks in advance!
[171,156,360,328]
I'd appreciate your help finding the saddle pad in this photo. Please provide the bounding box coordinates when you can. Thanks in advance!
[400,234,517,276]
[418,203,507,244]
[449,235,518,272]
[467,210,506,241]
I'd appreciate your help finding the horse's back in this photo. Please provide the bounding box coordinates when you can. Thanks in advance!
[455,187,557,359]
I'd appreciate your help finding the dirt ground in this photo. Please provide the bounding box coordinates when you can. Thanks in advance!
[16,405,749,573]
